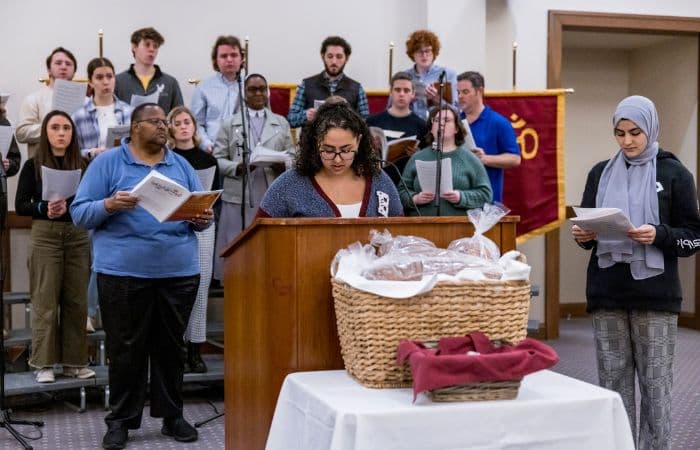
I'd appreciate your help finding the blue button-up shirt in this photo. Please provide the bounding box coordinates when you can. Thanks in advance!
[190,72,240,150]
[403,63,458,121]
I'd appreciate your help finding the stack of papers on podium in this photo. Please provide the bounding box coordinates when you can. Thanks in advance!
[130,170,222,222]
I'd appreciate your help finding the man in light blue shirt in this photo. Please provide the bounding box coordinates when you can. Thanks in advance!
[71,103,213,449]
[190,35,243,152]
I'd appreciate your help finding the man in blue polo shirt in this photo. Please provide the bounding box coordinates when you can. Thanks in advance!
[457,71,520,202]
[71,103,213,450]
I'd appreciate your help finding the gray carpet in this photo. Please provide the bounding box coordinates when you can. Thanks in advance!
[547,318,700,450]
[0,383,224,449]
[0,319,698,449]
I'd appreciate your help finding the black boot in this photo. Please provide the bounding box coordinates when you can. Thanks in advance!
[187,342,207,373]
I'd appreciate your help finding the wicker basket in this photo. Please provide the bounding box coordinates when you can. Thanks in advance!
[427,380,521,402]
[331,278,531,388]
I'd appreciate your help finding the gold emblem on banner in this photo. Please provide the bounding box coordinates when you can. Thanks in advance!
[510,114,538,160]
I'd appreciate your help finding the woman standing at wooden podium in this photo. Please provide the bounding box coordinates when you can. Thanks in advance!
[258,102,403,218]
[572,95,700,450]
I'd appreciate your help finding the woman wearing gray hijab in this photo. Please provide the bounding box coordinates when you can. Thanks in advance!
[572,95,700,450]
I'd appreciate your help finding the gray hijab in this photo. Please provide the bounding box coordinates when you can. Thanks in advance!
[595,95,664,280]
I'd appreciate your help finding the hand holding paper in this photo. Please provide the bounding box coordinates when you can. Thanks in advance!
[41,166,82,201]
[570,207,634,242]
[415,159,453,195]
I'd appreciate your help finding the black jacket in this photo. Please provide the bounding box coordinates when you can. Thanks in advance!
[579,149,700,313]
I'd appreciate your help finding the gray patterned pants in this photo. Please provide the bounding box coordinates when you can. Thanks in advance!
[592,309,677,450]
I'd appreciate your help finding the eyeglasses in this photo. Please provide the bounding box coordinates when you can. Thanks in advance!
[137,118,168,128]
[415,47,433,56]
[319,149,357,160]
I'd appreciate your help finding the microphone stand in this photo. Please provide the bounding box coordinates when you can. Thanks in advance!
[0,168,44,449]
[236,70,254,232]
[432,71,447,216]
[380,159,421,216]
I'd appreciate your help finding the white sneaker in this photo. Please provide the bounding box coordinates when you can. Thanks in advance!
[36,368,55,383]
[63,367,96,379]
[86,317,95,333]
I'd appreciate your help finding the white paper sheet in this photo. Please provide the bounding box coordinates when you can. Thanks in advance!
[415,158,453,194]
[313,99,325,109]
[105,125,130,148]
[461,118,477,150]
[130,90,160,108]
[130,170,188,222]
[51,79,87,114]
[571,207,635,241]
[249,145,292,167]
[196,166,216,191]
[0,126,13,159]
[41,166,82,201]
[383,129,405,140]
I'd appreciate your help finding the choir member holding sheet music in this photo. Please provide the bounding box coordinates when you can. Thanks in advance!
[15,110,93,384]
[367,71,428,185]
[401,30,458,121]
[167,106,220,374]
[73,57,133,160]
[571,96,700,449]
[212,73,295,281]
[0,100,22,181]
[399,105,491,216]
[72,57,133,334]
[71,103,211,448]
[16,47,77,158]
[115,27,183,114]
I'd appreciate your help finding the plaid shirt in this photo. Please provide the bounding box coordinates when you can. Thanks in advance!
[72,97,132,157]
[287,73,369,128]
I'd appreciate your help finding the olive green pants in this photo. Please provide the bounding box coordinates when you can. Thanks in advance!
[28,220,90,369]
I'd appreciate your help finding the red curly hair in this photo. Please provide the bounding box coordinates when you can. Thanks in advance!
[405,30,441,61]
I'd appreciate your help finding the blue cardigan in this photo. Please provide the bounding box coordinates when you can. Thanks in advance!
[259,169,404,218]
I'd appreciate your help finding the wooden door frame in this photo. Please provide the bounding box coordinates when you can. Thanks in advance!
[546,10,700,338]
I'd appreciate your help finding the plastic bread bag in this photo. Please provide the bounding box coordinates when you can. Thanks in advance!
[362,256,424,281]
[330,241,378,278]
[448,203,511,261]
[369,229,437,257]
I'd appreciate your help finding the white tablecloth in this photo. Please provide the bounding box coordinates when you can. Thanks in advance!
[266,369,634,450]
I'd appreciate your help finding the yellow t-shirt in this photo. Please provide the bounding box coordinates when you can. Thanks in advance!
[138,74,153,91]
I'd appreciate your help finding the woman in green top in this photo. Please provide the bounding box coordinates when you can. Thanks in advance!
[399,105,492,216]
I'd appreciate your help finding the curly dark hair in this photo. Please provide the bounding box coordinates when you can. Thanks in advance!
[424,105,466,147]
[320,36,352,56]
[296,102,379,178]
[405,30,441,60]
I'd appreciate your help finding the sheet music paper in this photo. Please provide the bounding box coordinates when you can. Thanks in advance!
[41,166,82,201]
[130,90,160,108]
[415,158,453,194]
[383,129,405,140]
[571,207,635,241]
[0,126,13,159]
[105,125,131,148]
[196,166,216,191]
[461,119,477,150]
[51,79,87,114]
[249,145,292,167]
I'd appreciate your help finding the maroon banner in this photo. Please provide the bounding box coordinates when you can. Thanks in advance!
[485,92,565,241]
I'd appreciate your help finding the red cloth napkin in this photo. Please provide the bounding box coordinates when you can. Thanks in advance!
[397,332,559,400]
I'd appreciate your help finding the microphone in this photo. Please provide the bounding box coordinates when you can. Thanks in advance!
[439,70,446,82]
[379,159,421,217]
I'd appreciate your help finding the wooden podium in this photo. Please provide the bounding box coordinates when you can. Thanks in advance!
[220,216,518,449]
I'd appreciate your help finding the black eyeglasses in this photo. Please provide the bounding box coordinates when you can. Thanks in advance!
[137,118,168,128]
[320,149,357,160]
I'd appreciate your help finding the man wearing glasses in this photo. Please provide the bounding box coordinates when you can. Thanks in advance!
[212,73,294,280]
[287,36,369,128]
[72,103,212,449]
[402,30,458,120]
